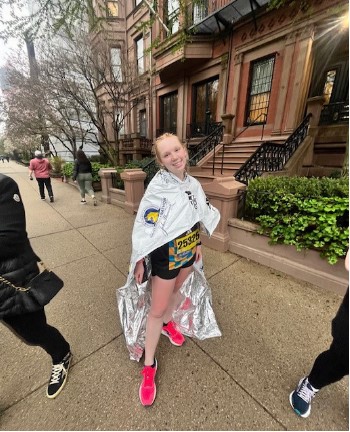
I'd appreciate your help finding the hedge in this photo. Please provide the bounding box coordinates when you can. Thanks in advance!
[244,176,349,264]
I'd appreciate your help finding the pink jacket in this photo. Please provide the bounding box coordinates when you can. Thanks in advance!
[29,158,52,178]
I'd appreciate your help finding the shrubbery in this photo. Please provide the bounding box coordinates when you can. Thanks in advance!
[244,176,349,264]
[62,161,111,182]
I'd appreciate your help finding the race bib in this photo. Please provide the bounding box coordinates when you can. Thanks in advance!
[175,229,199,253]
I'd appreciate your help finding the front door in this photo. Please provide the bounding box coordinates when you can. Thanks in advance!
[192,76,219,136]
[160,91,178,135]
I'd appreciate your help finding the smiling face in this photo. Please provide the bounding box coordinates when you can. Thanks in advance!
[155,134,188,180]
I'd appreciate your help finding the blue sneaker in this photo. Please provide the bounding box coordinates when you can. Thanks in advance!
[289,377,318,418]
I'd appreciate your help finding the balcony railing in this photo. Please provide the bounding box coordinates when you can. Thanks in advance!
[319,102,349,125]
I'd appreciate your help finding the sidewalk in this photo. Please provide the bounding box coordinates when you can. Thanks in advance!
[0,161,348,431]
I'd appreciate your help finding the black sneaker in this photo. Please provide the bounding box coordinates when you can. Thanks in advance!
[50,196,54,203]
[289,376,318,418]
[46,351,72,399]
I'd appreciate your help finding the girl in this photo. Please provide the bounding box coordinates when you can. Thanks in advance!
[120,133,220,406]
[72,149,97,206]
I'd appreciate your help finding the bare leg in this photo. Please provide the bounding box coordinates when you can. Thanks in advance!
[144,276,176,366]
[163,266,193,324]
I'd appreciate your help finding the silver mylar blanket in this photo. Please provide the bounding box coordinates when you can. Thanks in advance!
[117,260,222,361]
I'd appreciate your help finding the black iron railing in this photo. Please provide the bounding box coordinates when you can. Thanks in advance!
[141,124,224,184]
[186,121,222,138]
[319,102,349,125]
[234,113,312,185]
[189,124,224,174]
[143,158,158,187]
[220,112,266,174]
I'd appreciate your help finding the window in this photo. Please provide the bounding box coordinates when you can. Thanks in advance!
[139,110,147,137]
[136,36,144,75]
[246,56,275,125]
[110,47,122,81]
[166,0,180,34]
[105,1,118,17]
[160,92,178,134]
[323,69,337,104]
[193,0,208,25]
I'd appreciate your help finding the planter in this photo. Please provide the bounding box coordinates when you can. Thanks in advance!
[92,181,102,191]
[228,218,348,295]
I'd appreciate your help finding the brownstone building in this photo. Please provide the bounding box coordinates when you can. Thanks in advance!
[93,0,349,177]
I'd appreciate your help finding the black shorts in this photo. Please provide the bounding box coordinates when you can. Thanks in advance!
[150,223,199,280]
[150,252,196,280]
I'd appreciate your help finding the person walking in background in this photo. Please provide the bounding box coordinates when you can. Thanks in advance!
[72,149,97,206]
[289,249,349,418]
[0,173,72,399]
[29,150,54,202]
[120,133,221,407]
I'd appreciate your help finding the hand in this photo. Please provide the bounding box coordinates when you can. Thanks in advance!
[73,180,77,183]
[195,244,202,262]
[134,260,145,284]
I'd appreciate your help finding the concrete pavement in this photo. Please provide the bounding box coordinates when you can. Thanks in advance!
[0,160,348,431]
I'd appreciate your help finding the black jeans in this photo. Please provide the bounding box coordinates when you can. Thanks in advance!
[3,308,70,364]
[36,178,53,199]
[308,288,349,390]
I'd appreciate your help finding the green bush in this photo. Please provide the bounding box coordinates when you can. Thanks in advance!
[62,162,74,178]
[50,156,65,174]
[62,161,112,182]
[245,176,349,264]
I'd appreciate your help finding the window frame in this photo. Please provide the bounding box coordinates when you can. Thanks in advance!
[105,1,118,18]
[135,36,144,75]
[165,0,180,35]
[245,55,276,126]
[110,46,122,82]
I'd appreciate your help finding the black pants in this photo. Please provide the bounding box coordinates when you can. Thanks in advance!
[36,178,53,199]
[308,288,349,390]
[3,308,70,364]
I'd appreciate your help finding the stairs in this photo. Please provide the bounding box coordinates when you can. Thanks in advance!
[199,139,285,175]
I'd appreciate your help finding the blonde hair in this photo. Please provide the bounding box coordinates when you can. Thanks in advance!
[152,133,188,167]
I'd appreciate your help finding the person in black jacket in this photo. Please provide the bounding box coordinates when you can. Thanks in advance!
[72,149,97,206]
[0,173,72,399]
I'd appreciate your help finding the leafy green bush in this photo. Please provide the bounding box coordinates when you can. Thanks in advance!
[50,156,65,174]
[62,161,111,182]
[245,176,349,264]
[62,162,74,178]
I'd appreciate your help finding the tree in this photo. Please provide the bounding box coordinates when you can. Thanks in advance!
[2,28,148,165]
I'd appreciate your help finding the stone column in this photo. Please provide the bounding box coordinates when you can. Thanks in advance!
[201,177,246,252]
[230,53,243,137]
[303,95,325,165]
[306,96,325,126]
[120,169,147,214]
[284,26,314,133]
[221,113,235,144]
[272,32,296,135]
[99,168,117,204]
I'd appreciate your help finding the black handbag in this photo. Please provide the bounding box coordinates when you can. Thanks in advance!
[0,261,64,312]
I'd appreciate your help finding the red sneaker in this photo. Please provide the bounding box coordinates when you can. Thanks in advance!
[139,359,157,406]
[162,321,185,346]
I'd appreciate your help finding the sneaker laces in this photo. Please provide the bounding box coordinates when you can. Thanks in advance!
[297,379,317,403]
[141,366,155,388]
[49,363,64,385]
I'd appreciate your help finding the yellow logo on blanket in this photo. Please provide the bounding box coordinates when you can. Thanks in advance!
[143,207,160,226]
